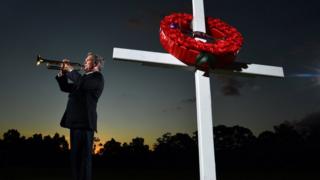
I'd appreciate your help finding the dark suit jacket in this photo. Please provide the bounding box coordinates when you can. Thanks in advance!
[56,71,104,132]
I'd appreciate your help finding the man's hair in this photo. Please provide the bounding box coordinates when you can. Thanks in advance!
[88,52,104,71]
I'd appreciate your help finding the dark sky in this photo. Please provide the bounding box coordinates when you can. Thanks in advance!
[1,0,320,146]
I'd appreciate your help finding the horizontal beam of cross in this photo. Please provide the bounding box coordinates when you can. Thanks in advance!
[113,47,284,78]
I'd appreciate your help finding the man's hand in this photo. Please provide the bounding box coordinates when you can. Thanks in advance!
[58,59,74,77]
[61,59,74,72]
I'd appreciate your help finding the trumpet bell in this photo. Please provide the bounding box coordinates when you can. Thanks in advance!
[36,55,44,66]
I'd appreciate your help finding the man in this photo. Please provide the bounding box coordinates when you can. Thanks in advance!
[56,52,104,180]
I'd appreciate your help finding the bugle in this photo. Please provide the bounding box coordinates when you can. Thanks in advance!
[36,55,83,71]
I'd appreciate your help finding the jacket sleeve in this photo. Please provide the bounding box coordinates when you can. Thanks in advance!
[66,70,82,83]
[55,75,75,93]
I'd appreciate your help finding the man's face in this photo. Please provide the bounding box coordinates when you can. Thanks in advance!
[83,55,95,72]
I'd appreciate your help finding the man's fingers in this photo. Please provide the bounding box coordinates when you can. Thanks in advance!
[62,59,70,63]
[61,59,70,69]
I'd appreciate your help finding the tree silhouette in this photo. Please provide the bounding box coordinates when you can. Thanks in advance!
[1,129,26,166]
[3,129,24,142]
[258,130,276,145]
[274,122,304,146]
[129,137,149,154]
[0,129,69,168]
[214,125,256,151]
[154,133,195,154]
[1,120,319,174]
[100,138,122,157]
[153,132,197,168]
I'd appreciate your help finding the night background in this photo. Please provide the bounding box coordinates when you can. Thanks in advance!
[0,0,320,179]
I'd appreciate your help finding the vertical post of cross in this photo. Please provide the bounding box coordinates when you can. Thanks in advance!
[192,0,217,180]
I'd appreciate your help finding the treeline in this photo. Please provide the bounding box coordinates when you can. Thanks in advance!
[1,121,320,171]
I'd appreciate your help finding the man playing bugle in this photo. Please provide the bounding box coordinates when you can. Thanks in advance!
[55,52,104,180]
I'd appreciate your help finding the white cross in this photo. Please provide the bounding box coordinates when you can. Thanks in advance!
[112,0,284,179]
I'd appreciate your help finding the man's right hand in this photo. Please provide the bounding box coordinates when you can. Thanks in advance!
[58,59,71,77]
[62,59,74,72]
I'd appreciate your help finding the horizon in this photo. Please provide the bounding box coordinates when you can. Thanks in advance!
[1,113,314,150]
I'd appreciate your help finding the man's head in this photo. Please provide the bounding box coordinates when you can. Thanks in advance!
[83,52,104,73]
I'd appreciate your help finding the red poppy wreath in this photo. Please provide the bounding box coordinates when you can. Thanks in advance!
[160,13,244,70]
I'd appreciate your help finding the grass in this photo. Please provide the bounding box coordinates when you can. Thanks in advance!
[0,167,198,180]
[1,167,319,180]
